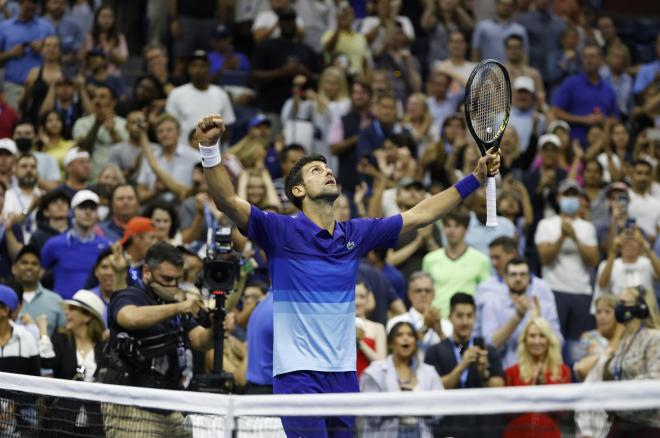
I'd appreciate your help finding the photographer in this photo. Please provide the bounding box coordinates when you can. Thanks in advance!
[102,241,213,437]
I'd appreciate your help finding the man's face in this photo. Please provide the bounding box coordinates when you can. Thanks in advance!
[126,112,144,137]
[376,97,397,125]
[74,202,99,228]
[294,161,339,206]
[145,48,168,73]
[447,32,466,59]
[351,83,370,109]
[489,245,515,277]
[12,253,42,287]
[428,72,450,98]
[95,256,114,292]
[93,87,115,112]
[144,261,183,288]
[19,0,38,20]
[443,219,466,246]
[506,37,524,63]
[55,81,74,102]
[540,145,559,168]
[68,157,91,182]
[582,47,602,75]
[156,120,180,149]
[131,232,158,260]
[46,0,66,17]
[496,0,515,20]
[513,89,534,110]
[597,17,617,42]
[631,163,652,192]
[505,262,531,295]
[281,149,305,177]
[449,303,475,340]
[112,186,139,220]
[45,198,69,220]
[396,185,425,210]
[15,157,37,188]
[14,124,35,142]
[188,59,209,84]
[0,150,15,174]
[407,277,435,313]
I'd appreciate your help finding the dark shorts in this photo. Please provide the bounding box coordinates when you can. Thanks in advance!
[273,370,358,438]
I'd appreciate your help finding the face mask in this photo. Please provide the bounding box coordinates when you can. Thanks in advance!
[149,280,184,303]
[559,197,580,215]
[615,304,636,323]
[15,138,32,153]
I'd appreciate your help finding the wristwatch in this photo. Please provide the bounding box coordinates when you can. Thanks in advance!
[21,209,28,217]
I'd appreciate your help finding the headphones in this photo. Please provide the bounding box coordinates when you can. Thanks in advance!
[632,285,650,320]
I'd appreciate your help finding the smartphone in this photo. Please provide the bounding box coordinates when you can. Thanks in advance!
[473,337,485,349]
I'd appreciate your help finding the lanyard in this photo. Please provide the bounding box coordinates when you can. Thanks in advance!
[373,120,384,140]
[613,327,643,381]
[451,337,472,388]
[204,204,219,252]
[11,182,32,232]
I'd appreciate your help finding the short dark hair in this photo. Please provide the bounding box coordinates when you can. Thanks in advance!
[375,92,396,105]
[15,245,40,263]
[505,256,529,273]
[36,188,70,221]
[442,208,470,228]
[110,183,138,205]
[279,143,306,163]
[489,236,518,253]
[15,153,37,166]
[633,159,653,171]
[245,279,270,295]
[584,158,604,174]
[145,241,184,271]
[144,201,179,239]
[450,292,475,313]
[387,321,416,345]
[284,154,327,210]
[352,78,372,96]
[93,247,113,271]
[505,34,524,46]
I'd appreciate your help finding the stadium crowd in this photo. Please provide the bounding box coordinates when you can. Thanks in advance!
[0,0,659,436]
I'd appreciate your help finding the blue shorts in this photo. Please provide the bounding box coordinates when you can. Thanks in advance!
[273,370,358,438]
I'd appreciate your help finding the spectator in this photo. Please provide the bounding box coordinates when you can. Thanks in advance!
[245,287,274,394]
[357,93,407,161]
[581,159,609,232]
[3,154,42,233]
[66,0,93,35]
[476,236,519,298]
[208,25,250,82]
[464,187,517,256]
[41,190,110,299]
[42,0,83,62]
[403,93,439,160]
[322,3,369,76]
[294,0,336,53]
[573,294,623,381]
[595,16,624,53]
[36,289,106,436]
[516,0,565,82]
[251,0,305,45]
[504,317,571,437]
[551,45,618,146]
[535,179,599,361]
[471,0,527,63]
[117,74,166,124]
[144,202,182,245]
[504,35,545,104]
[39,75,92,140]
[73,83,128,180]
[99,184,140,242]
[58,147,91,199]
[13,121,61,190]
[0,0,55,110]
[498,128,537,182]
[355,281,386,377]
[509,77,545,156]
[136,114,200,201]
[421,0,474,65]
[499,179,535,248]
[119,217,158,289]
[89,248,120,320]
[359,0,414,58]
[13,245,65,336]
[547,25,582,90]
[601,44,633,119]
[424,292,504,437]
[82,5,127,76]
[0,91,19,140]
[84,46,126,98]
[108,111,152,184]
[632,33,660,96]
[166,50,236,145]
[479,256,563,369]
[93,164,126,222]
[20,35,62,124]
[28,189,70,254]
[426,70,460,137]
[237,168,282,212]
[251,8,321,116]
[142,43,176,95]
[360,321,443,437]
[387,271,451,355]
[328,79,374,196]
[38,110,75,173]
[604,286,660,435]
[596,226,660,298]
[420,114,467,190]
[627,160,660,242]
[168,0,220,75]
[423,208,490,314]
[433,31,475,96]
[358,260,406,327]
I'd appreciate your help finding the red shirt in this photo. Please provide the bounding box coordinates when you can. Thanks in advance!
[0,101,18,139]
[357,337,376,377]
[503,363,572,438]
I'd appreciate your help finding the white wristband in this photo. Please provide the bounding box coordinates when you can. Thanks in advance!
[199,142,221,168]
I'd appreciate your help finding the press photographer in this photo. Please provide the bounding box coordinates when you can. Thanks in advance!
[102,241,213,437]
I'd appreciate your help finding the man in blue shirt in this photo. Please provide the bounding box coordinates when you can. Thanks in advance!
[0,0,55,109]
[471,0,528,63]
[551,45,619,146]
[633,34,660,96]
[41,190,110,299]
[245,290,274,394]
[195,114,499,438]
[43,0,84,61]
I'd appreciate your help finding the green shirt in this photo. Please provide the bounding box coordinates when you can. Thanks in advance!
[422,247,490,314]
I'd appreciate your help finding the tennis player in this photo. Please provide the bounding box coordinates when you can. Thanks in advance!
[196,114,499,437]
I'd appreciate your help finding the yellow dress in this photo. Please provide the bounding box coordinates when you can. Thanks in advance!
[42,138,75,176]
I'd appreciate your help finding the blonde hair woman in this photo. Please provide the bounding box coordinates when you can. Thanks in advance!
[403,92,439,159]
[314,66,350,118]
[504,317,571,438]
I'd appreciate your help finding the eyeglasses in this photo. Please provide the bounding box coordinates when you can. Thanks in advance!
[411,288,434,294]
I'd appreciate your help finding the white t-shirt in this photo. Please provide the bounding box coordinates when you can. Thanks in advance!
[628,190,660,240]
[251,10,305,39]
[594,257,655,296]
[596,152,622,183]
[535,215,598,294]
[359,16,414,55]
[165,83,237,144]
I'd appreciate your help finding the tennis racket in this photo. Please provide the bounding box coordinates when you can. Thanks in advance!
[464,59,511,227]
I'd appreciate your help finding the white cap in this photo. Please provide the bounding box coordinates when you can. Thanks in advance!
[513,76,535,93]
[0,138,17,155]
[548,120,570,134]
[63,290,106,326]
[63,147,90,167]
[71,189,100,208]
[538,133,561,149]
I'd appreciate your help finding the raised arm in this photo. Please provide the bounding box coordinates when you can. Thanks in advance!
[400,150,499,235]
[196,115,251,230]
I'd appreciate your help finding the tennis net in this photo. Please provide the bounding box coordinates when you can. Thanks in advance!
[1,371,660,437]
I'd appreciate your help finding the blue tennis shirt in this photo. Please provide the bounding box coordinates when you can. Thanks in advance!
[247,205,402,376]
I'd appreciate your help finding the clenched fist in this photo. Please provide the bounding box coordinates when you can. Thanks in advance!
[196,115,226,146]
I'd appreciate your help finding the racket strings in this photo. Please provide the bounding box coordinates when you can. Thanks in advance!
[468,64,509,144]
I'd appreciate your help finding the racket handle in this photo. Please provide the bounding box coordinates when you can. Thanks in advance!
[486,176,497,227]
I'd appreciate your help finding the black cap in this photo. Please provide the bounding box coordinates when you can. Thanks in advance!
[188,50,209,63]
[277,7,297,21]
[212,25,231,39]
[16,245,40,262]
